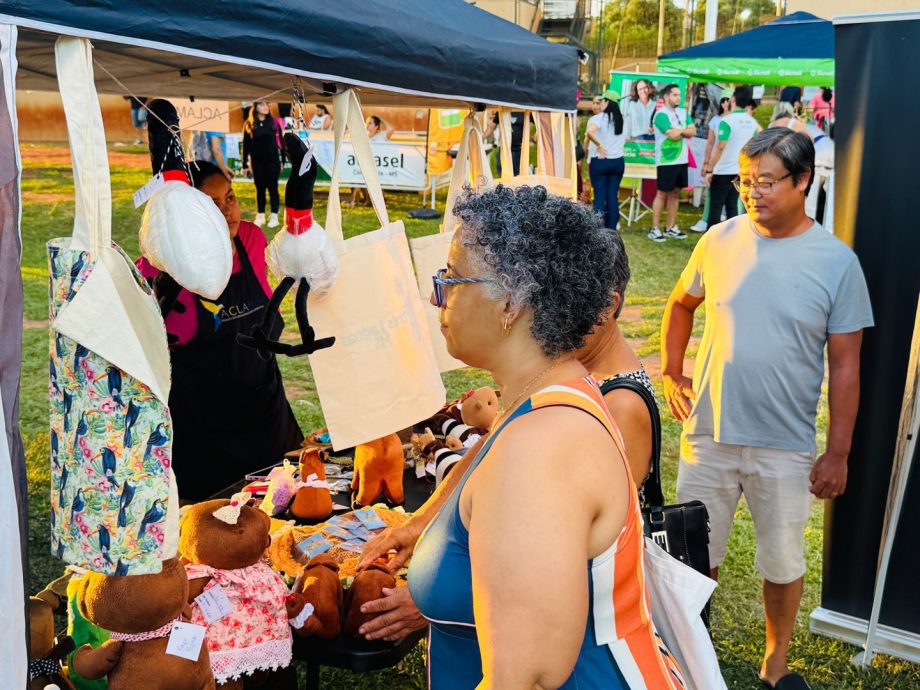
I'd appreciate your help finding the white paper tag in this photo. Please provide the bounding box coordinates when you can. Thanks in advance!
[133,174,164,208]
[290,602,314,629]
[415,460,426,479]
[164,621,206,661]
[195,583,234,624]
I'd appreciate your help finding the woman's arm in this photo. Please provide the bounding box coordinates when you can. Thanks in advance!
[585,122,607,158]
[242,124,252,170]
[468,410,621,689]
[603,389,652,486]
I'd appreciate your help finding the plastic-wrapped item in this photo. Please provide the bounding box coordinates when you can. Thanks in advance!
[259,460,297,517]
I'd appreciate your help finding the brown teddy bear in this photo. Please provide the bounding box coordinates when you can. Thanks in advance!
[29,587,76,690]
[179,492,295,688]
[351,433,404,506]
[289,448,333,520]
[290,553,344,639]
[72,557,215,690]
[342,562,397,637]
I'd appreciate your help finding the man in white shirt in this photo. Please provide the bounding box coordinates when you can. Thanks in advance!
[649,84,696,242]
[662,129,873,690]
[702,86,762,229]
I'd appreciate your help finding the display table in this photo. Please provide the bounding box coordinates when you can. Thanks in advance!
[215,466,435,689]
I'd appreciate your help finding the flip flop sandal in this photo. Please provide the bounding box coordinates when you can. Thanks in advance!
[761,672,812,690]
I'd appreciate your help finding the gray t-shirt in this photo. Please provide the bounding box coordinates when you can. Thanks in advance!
[681,216,874,452]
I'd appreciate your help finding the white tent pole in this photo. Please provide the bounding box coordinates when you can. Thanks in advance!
[704,0,718,42]
[854,294,920,668]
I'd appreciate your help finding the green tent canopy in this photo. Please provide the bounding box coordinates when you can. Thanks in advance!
[657,12,834,86]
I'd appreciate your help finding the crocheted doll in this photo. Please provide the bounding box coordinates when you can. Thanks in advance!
[290,448,333,521]
[351,434,405,506]
[180,493,294,688]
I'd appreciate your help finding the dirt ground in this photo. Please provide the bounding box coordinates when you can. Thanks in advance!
[19,143,148,168]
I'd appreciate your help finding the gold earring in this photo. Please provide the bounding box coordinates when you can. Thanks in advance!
[501,319,512,337]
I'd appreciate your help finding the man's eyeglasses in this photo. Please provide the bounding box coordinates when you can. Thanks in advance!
[732,172,793,194]
[432,268,494,308]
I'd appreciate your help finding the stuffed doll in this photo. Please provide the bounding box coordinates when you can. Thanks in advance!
[351,434,404,506]
[179,493,294,688]
[258,460,297,517]
[342,563,396,637]
[237,132,337,360]
[290,554,344,639]
[71,557,215,690]
[29,588,76,690]
[139,99,231,302]
[417,388,499,448]
[411,427,463,486]
[65,573,110,690]
[289,448,334,521]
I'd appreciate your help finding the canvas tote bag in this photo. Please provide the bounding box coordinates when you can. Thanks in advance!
[48,37,178,576]
[496,107,577,199]
[307,89,445,450]
[409,113,493,372]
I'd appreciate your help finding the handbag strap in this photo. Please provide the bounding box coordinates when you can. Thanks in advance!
[442,113,493,234]
[324,89,390,244]
[599,375,665,508]
[55,37,111,253]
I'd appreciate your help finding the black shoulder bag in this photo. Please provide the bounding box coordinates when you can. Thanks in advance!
[600,376,712,626]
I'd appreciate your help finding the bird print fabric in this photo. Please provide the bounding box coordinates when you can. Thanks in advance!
[48,238,173,575]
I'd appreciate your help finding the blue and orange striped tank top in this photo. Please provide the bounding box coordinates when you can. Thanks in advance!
[407,376,685,689]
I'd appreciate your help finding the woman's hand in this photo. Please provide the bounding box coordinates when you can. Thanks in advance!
[358,586,427,641]
[597,145,608,158]
[357,520,422,572]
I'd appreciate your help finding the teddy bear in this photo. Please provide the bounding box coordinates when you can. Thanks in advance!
[71,557,216,690]
[290,553,344,639]
[179,492,295,688]
[342,562,397,637]
[410,427,463,486]
[418,387,499,448]
[29,585,76,690]
[289,448,333,521]
[351,434,404,506]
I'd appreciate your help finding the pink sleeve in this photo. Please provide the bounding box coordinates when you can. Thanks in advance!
[135,256,199,346]
[238,221,273,299]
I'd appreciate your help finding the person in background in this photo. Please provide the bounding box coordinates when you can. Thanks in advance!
[690,95,731,233]
[126,95,149,145]
[623,79,657,139]
[242,101,284,228]
[190,129,233,181]
[585,89,626,229]
[483,110,527,177]
[649,83,695,243]
[350,114,396,206]
[137,159,303,501]
[308,104,332,130]
[809,87,835,131]
[779,85,802,112]
[663,128,872,690]
[703,85,761,230]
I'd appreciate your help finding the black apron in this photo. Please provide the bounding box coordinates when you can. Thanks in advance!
[169,236,303,500]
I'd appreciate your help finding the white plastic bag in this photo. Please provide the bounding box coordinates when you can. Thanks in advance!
[139,180,232,300]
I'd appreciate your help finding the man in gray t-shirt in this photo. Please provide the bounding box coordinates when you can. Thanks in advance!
[661,129,872,690]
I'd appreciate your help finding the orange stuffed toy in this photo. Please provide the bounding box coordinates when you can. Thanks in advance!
[72,557,216,690]
[291,554,344,639]
[290,448,334,520]
[351,434,404,506]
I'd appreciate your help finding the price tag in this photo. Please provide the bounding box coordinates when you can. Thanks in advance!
[133,174,165,208]
[415,459,426,479]
[164,621,206,661]
[195,583,234,624]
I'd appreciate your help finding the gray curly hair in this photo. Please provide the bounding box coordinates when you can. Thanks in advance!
[453,185,618,357]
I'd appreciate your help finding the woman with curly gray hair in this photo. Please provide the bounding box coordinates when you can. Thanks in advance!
[402,185,685,689]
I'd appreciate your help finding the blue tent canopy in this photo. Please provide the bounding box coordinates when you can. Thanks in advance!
[658,12,834,86]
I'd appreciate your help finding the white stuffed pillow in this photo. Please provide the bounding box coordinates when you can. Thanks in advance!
[265,220,339,296]
[139,181,232,299]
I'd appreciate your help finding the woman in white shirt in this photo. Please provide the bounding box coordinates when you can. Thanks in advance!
[585,90,626,229]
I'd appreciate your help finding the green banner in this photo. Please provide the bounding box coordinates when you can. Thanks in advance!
[657,58,834,87]
[608,70,689,103]
[623,138,656,167]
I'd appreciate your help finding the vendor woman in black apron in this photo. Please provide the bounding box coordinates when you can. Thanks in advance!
[137,160,303,500]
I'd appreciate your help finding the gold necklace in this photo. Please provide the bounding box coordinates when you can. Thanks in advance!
[490,357,574,432]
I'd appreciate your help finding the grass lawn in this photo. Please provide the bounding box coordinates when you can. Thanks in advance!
[17,143,919,689]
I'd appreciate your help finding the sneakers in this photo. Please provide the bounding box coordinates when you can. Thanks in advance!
[267,213,280,228]
[647,228,666,243]
[664,225,687,239]
[690,218,708,233]
[254,213,265,226]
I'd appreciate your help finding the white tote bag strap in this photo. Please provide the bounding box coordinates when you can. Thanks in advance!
[55,37,111,253]
[442,113,492,234]
[325,89,389,244]
[497,108,515,178]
